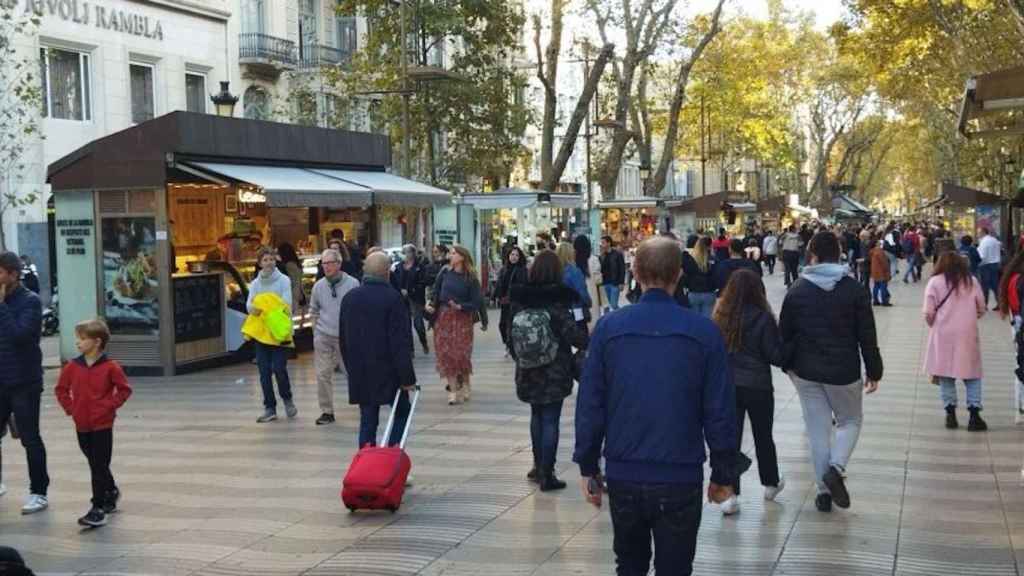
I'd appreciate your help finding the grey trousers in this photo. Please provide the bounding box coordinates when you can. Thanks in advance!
[791,374,863,494]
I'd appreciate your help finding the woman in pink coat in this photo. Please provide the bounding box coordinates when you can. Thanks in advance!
[923,251,987,431]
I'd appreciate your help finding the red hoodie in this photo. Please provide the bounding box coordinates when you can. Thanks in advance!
[55,355,132,432]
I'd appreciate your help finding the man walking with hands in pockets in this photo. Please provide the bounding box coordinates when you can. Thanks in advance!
[574,237,737,576]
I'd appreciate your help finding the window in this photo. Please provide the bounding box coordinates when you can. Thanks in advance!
[39,47,91,121]
[130,63,155,123]
[336,15,357,53]
[241,0,265,34]
[185,73,206,113]
[298,0,318,62]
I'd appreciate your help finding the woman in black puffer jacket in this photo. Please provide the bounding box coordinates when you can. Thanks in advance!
[510,251,588,492]
[713,269,785,511]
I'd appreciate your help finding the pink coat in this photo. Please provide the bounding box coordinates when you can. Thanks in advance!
[923,275,985,379]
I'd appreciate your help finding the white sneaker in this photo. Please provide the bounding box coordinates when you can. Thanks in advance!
[405,474,414,488]
[22,493,48,515]
[720,495,740,515]
[0,483,6,497]
[764,477,786,501]
[1016,412,1024,426]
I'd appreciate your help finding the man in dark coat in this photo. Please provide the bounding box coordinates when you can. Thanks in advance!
[340,252,417,448]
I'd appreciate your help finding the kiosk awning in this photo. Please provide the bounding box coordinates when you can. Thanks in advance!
[461,188,582,209]
[188,162,373,208]
[311,169,452,207]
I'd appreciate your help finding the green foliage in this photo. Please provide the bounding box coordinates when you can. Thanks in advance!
[333,0,532,189]
[0,2,43,249]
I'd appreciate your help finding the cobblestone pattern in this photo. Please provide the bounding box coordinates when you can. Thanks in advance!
[2,271,1022,575]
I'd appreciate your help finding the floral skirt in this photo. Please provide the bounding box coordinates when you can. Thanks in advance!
[434,307,474,379]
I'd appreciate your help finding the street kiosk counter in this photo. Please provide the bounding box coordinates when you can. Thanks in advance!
[48,111,451,375]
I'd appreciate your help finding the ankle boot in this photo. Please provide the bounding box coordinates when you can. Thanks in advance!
[945,405,958,429]
[968,406,988,431]
[527,463,539,483]
[539,470,567,492]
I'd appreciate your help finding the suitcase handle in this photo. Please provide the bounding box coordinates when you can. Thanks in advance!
[381,385,421,450]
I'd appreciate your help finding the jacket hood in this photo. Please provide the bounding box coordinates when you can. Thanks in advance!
[257,268,287,284]
[72,353,109,367]
[512,283,577,307]
[800,263,848,292]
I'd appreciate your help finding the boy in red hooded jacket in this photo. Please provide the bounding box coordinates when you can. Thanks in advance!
[55,319,132,528]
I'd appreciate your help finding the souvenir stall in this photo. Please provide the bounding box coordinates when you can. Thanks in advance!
[48,111,451,375]
[596,199,683,247]
[919,182,1009,240]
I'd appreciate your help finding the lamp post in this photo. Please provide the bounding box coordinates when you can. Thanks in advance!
[211,81,238,117]
[639,162,651,195]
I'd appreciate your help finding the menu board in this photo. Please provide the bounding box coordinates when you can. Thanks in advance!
[173,274,223,343]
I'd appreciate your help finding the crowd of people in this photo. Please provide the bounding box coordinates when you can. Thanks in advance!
[2,213,1023,576]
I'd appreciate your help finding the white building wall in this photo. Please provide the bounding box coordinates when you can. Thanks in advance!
[5,0,233,293]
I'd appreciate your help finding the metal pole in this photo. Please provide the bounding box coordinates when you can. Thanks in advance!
[700,93,706,198]
[584,42,592,214]
[400,0,411,178]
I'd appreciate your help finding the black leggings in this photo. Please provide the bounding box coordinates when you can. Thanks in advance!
[734,387,779,495]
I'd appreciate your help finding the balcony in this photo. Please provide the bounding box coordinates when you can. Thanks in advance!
[239,33,296,75]
[298,44,352,70]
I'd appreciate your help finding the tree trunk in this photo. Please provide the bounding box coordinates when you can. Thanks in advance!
[535,0,565,187]
[543,44,614,193]
[651,0,724,198]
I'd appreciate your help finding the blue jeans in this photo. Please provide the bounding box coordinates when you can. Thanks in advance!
[937,377,982,409]
[607,481,703,576]
[887,251,898,277]
[979,263,1000,305]
[254,342,292,411]
[603,284,621,311]
[529,400,563,472]
[358,389,411,448]
[872,280,890,304]
[688,291,716,318]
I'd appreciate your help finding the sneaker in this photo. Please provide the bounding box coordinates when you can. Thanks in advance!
[102,488,121,514]
[815,492,833,512]
[257,410,277,423]
[764,477,785,501]
[1015,412,1024,426]
[0,483,6,497]
[77,507,107,528]
[447,392,458,405]
[405,474,414,488]
[720,495,740,515]
[284,402,298,419]
[316,413,335,426]
[21,494,48,515]
[822,466,850,509]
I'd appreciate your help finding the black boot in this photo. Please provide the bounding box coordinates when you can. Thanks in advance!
[527,460,539,483]
[945,405,958,429]
[539,470,567,492]
[968,407,988,432]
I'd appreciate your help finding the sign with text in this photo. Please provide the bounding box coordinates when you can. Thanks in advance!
[56,217,93,256]
[54,191,99,361]
[18,0,164,41]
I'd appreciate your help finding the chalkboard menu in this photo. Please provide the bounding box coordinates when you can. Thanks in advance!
[173,274,223,343]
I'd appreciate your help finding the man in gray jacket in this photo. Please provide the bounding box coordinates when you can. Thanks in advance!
[310,249,360,425]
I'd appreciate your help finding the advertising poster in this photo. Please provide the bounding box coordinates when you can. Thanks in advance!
[976,205,1002,240]
[102,217,159,334]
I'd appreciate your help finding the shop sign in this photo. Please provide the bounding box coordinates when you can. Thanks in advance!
[18,0,164,41]
[435,228,456,246]
[56,218,93,256]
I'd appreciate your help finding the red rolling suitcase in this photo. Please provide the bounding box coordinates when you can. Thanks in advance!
[341,386,420,512]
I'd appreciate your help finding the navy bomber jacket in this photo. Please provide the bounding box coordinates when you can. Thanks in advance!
[0,284,43,390]
[573,289,737,487]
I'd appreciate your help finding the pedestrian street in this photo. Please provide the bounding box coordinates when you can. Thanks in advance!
[3,270,1024,576]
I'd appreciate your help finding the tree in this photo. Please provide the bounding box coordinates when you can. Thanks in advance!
[0,3,42,251]
[335,0,531,190]
[1012,0,1024,36]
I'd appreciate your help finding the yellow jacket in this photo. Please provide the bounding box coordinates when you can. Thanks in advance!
[241,292,294,347]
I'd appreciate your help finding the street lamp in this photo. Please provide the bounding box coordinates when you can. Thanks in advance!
[211,81,238,118]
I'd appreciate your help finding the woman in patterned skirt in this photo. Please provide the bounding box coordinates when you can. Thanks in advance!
[426,245,486,405]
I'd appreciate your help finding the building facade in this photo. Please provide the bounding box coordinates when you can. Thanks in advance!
[5,0,235,298]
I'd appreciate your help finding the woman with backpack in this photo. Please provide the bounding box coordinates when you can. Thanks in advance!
[496,247,528,357]
[998,251,1024,425]
[426,245,487,405]
[924,251,987,431]
[712,269,785,514]
[509,251,588,491]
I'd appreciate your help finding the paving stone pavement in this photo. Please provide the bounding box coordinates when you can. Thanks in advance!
[2,268,1023,575]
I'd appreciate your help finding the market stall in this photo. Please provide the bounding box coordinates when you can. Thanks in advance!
[597,198,683,246]
[48,111,451,375]
[919,182,1009,240]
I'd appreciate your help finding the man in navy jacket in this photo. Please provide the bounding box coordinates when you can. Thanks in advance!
[0,252,48,514]
[340,252,417,448]
[574,237,737,576]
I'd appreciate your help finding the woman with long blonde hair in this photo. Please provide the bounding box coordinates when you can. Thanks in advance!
[426,245,488,404]
[556,242,591,331]
[682,235,716,317]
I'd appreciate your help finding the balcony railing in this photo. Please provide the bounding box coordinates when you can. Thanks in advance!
[239,33,296,67]
[299,44,352,69]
